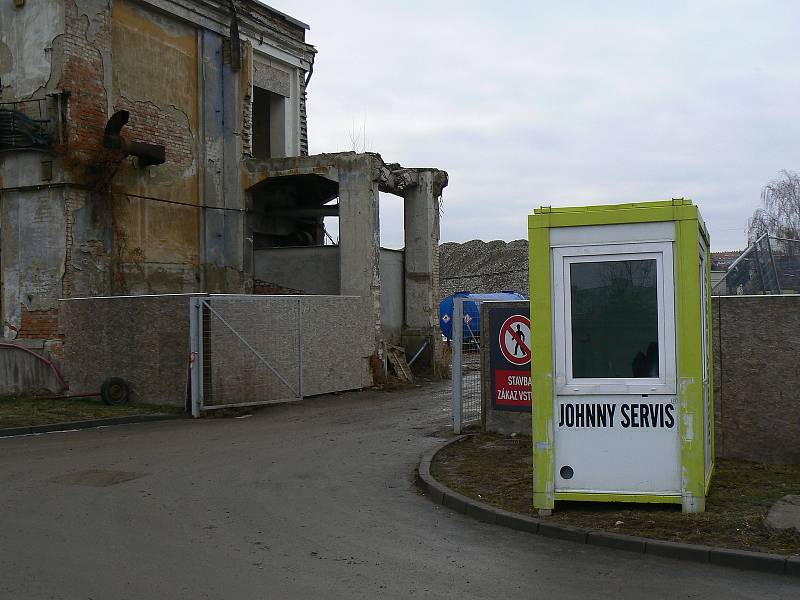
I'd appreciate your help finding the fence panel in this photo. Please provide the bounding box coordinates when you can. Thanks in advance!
[452,296,485,433]
[191,295,302,414]
[189,294,373,416]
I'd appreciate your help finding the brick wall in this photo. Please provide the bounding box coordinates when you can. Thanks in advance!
[59,0,111,168]
[300,80,308,156]
[17,307,62,341]
[112,97,195,174]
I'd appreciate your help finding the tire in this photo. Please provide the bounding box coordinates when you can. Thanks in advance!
[101,377,131,406]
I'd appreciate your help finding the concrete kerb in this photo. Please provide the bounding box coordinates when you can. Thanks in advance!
[415,436,800,578]
[0,414,179,438]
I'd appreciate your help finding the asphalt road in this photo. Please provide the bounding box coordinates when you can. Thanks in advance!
[1,383,797,599]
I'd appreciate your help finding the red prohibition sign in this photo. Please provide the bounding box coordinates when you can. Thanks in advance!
[499,315,531,365]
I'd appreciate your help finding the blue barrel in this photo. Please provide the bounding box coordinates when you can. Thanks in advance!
[439,291,528,341]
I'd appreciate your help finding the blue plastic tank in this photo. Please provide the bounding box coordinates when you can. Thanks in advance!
[439,291,528,341]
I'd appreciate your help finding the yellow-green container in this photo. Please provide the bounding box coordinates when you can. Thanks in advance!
[529,199,713,513]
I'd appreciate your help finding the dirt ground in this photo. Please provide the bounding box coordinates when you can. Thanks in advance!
[431,433,800,555]
[0,395,182,428]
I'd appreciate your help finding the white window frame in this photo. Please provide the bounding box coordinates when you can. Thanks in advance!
[552,241,676,396]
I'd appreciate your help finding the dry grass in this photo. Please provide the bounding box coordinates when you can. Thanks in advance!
[0,395,182,428]
[432,433,800,555]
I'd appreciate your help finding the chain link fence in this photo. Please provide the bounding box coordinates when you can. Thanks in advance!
[713,234,800,295]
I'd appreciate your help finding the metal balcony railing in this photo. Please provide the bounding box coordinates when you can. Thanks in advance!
[0,98,53,151]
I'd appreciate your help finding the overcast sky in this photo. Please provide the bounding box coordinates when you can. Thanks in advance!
[266,0,799,251]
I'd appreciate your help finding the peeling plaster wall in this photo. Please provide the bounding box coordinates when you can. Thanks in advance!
[109,0,202,294]
[0,151,68,338]
[1,187,67,336]
[0,0,320,394]
[0,0,65,100]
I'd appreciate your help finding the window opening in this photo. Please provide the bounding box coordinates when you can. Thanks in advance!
[569,259,659,379]
[252,87,285,159]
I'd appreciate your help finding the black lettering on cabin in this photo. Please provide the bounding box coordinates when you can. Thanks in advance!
[665,403,675,428]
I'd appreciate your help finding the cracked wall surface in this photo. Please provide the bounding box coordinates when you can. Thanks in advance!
[1,0,314,345]
[0,0,65,100]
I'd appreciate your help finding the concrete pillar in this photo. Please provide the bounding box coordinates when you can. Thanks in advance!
[402,169,448,373]
[336,154,382,356]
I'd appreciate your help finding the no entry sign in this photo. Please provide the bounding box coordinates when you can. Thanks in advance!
[488,306,532,412]
[499,315,531,366]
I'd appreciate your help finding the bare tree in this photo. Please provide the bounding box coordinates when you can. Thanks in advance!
[346,117,369,153]
[747,170,800,242]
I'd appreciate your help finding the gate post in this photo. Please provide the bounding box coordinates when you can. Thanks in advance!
[189,296,204,417]
[452,297,464,434]
[297,296,304,401]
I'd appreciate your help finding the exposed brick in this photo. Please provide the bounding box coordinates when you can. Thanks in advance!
[17,308,63,341]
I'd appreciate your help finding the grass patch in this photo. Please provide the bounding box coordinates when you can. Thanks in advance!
[431,433,800,555]
[0,395,184,428]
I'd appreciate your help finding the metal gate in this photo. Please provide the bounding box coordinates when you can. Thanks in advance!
[452,296,485,433]
[189,295,304,416]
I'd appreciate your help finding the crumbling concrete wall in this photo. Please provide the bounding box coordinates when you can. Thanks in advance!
[0,0,65,100]
[254,246,340,294]
[1,0,314,352]
[244,153,449,375]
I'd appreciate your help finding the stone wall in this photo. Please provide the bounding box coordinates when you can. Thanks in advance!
[713,295,800,464]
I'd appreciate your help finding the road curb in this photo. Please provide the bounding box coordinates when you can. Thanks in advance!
[0,414,179,438]
[416,436,799,578]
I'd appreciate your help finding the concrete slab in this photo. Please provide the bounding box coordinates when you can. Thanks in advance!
[766,495,800,532]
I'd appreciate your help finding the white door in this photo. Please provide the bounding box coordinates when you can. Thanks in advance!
[552,240,680,495]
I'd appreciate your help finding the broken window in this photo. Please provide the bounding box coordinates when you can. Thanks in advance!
[252,86,285,159]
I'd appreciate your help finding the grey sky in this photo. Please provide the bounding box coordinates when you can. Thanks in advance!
[266,0,799,251]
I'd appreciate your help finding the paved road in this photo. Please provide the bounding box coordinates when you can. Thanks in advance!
[1,384,797,599]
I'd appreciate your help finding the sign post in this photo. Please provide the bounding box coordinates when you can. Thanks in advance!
[481,302,532,436]
[491,310,532,412]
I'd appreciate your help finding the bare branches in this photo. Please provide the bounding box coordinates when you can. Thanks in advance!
[747,170,800,243]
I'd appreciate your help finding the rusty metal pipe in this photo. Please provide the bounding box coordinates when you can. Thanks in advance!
[104,110,165,167]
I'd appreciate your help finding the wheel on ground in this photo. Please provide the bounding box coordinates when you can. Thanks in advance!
[101,377,131,406]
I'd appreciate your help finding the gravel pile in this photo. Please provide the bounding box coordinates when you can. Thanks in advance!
[438,239,529,303]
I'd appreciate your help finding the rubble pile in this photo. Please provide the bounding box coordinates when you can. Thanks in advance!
[438,239,529,303]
